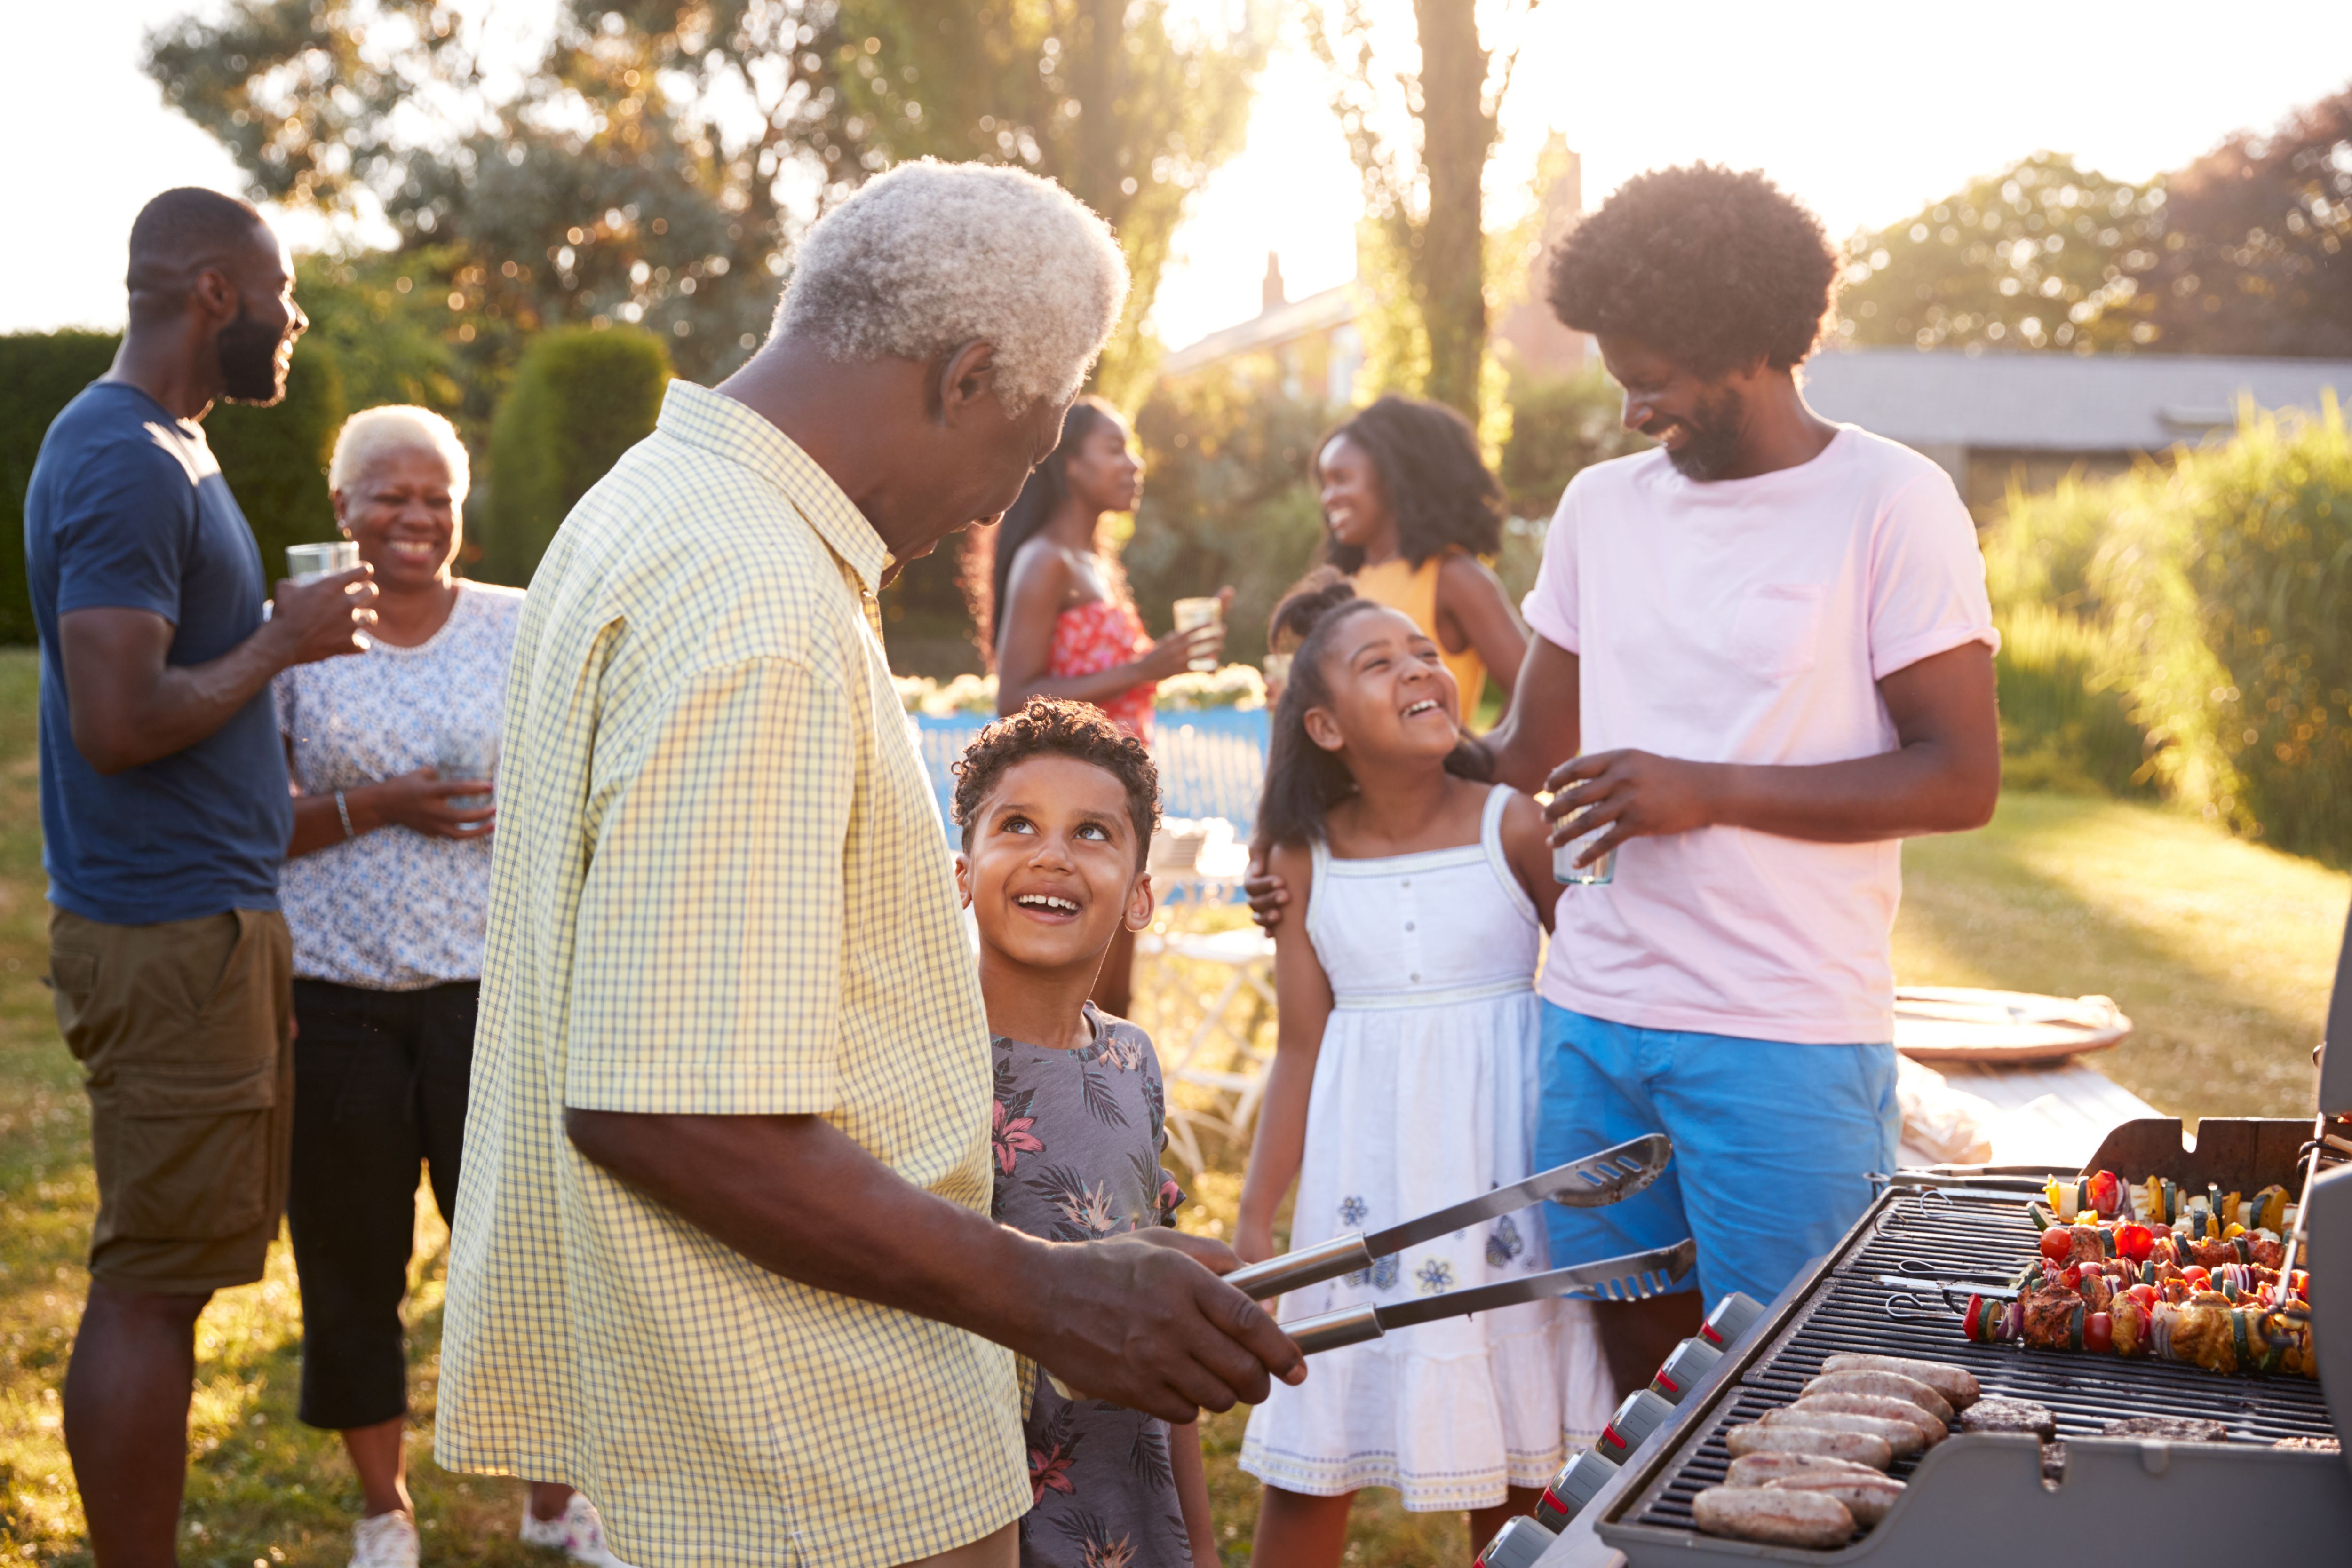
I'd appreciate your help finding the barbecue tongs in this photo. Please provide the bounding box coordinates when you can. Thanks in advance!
[1286,1236,1697,1354]
[1224,1132,1673,1301]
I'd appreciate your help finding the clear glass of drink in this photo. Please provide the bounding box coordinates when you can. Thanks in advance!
[436,730,499,818]
[1552,814,1617,886]
[286,540,359,584]
[1172,596,1223,672]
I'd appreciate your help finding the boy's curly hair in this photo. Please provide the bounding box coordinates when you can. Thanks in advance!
[952,697,1160,868]
[1546,163,1839,378]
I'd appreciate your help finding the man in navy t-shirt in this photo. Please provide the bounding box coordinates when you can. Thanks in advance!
[25,187,378,1565]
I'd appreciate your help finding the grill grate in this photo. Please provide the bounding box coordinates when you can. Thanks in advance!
[1626,1189,2338,1535]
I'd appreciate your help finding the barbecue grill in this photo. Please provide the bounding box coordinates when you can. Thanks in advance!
[1527,904,2352,1566]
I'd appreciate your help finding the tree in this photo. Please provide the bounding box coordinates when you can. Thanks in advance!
[1310,0,1536,418]
[148,0,874,394]
[150,2,1268,411]
[1833,152,2163,353]
[2133,82,2352,358]
[835,1,1267,404]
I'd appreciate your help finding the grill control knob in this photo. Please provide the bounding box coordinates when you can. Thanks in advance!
[1649,1335,1725,1404]
[1474,1514,1557,1568]
[1533,1447,1620,1530]
[1595,1387,1677,1463]
[1698,1290,1767,1351]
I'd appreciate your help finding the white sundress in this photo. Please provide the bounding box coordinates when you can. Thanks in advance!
[1239,784,1613,1511]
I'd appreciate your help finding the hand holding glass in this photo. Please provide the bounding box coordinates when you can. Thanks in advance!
[1171,596,1224,672]
[286,540,359,585]
[436,731,499,818]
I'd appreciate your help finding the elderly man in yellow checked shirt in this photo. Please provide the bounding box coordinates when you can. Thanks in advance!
[433,160,1304,1568]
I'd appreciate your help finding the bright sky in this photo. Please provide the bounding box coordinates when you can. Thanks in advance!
[13,0,2352,355]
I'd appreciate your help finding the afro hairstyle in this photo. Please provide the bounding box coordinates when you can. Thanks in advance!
[952,697,1160,869]
[1546,163,1839,379]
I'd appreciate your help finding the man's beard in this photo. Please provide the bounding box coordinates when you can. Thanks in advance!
[216,302,289,404]
[1664,386,1745,480]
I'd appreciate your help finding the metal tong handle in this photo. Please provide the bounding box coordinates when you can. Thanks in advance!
[1226,1234,1376,1301]
[1289,1305,1384,1355]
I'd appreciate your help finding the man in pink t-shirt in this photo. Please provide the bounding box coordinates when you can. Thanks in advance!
[1485,166,2001,1396]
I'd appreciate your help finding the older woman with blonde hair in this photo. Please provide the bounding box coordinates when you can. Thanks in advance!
[275,407,624,1568]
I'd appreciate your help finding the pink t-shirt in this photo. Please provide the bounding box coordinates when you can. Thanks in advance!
[1521,427,1997,1044]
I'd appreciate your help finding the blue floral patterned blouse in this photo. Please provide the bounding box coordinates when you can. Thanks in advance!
[991,1005,1193,1568]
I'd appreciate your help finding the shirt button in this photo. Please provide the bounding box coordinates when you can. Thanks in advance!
[1410,973,1422,984]
[1401,879,1412,889]
[1405,921,1415,932]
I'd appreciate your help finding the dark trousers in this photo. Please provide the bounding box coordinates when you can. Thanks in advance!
[286,977,477,1430]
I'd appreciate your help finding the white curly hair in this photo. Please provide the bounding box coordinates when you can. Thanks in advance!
[327,404,471,501]
[775,159,1129,412]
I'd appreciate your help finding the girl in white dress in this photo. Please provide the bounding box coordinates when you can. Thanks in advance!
[1236,573,1611,1561]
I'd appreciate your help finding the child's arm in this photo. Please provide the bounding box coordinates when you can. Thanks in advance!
[1498,787,1559,934]
[1236,839,1330,1264]
[1169,1418,1220,1568]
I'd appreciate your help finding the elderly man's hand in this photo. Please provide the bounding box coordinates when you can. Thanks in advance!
[1026,1231,1303,1423]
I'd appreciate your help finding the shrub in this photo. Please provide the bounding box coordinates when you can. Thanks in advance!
[0,331,344,643]
[1982,468,2131,618]
[0,332,121,644]
[1498,366,1650,522]
[1124,366,1332,667]
[207,341,348,583]
[2090,400,2352,859]
[1993,602,2152,795]
[479,326,670,586]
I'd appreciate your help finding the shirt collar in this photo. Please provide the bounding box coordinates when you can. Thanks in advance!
[655,379,890,593]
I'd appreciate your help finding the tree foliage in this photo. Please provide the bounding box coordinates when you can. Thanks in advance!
[1834,152,2163,353]
[148,1,864,389]
[148,1,1267,408]
[838,0,1267,403]
[1309,0,1534,419]
[2134,83,2352,358]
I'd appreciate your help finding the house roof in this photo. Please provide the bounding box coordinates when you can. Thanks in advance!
[1158,283,1359,378]
[1802,347,2352,453]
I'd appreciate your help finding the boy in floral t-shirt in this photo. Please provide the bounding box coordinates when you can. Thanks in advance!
[952,698,1217,1568]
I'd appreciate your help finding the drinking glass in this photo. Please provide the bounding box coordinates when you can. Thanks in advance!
[286,540,359,585]
[1172,596,1223,672]
[436,730,499,816]
[1552,815,1618,886]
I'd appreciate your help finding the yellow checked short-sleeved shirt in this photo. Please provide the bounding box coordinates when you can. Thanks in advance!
[435,381,1027,1566]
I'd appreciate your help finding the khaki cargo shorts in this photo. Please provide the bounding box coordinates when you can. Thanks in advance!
[46,905,295,1295]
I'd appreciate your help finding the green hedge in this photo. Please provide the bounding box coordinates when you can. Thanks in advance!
[0,331,344,644]
[478,326,671,587]
[1990,401,2352,860]
[2090,402,2352,859]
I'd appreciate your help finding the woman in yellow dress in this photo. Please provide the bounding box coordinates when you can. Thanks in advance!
[1317,395,1528,719]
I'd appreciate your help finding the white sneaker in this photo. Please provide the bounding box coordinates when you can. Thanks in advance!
[350,1510,420,1568]
[519,1493,638,1568]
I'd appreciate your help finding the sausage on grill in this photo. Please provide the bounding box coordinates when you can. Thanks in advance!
[1723,1452,1885,1487]
[1816,1354,1980,1409]
[1764,1472,1906,1528]
[1801,1370,1955,1425]
[1757,1407,1925,1458]
[1724,1423,1892,1469]
[1791,1392,1947,1444]
[1693,1485,1856,1548]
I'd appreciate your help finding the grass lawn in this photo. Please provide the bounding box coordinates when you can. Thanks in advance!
[0,643,2343,1564]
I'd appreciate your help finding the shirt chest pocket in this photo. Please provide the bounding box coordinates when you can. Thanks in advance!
[1727,584,1825,681]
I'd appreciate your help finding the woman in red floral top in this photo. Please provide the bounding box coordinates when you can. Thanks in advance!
[983,397,1229,1011]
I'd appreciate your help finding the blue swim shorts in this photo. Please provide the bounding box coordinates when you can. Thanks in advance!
[1535,1003,1899,1314]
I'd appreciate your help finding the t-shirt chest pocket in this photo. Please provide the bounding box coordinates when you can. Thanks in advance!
[1727,584,1825,681]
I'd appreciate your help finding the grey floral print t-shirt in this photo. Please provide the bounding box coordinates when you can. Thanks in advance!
[992,1005,1192,1568]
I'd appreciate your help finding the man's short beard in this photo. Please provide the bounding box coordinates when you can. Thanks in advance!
[1666,386,1746,480]
[216,302,288,404]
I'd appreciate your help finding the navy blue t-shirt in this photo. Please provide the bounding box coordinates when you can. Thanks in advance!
[25,382,289,924]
